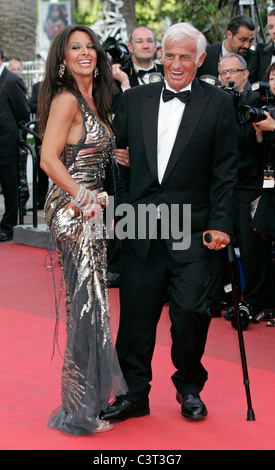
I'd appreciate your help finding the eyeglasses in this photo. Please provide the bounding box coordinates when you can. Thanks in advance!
[219,68,245,76]
[132,39,155,45]
[234,35,254,45]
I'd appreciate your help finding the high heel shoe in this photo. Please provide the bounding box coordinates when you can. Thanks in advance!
[96,417,113,433]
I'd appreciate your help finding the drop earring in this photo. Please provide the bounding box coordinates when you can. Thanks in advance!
[94,67,99,78]
[58,63,65,78]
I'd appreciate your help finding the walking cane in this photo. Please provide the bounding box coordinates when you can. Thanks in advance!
[204,234,255,421]
[226,242,255,421]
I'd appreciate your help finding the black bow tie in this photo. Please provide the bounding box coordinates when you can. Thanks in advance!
[137,67,156,77]
[162,88,191,104]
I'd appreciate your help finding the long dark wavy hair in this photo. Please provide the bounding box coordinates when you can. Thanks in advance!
[38,24,115,137]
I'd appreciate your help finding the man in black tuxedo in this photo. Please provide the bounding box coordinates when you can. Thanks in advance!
[197,15,258,84]
[111,26,163,106]
[101,22,238,423]
[253,10,275,82]
[0,45,30,241]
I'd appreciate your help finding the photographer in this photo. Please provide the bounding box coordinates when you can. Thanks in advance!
[252,10,275,82]
[252,106,275,240]
[218,54,275,318]
[107,27,164,111]
[197,15,258,83]
[251,64,275,323]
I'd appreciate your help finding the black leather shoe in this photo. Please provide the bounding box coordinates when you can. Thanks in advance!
[176,392,207,420]
[207,307,222,318]
[100,396,150,423]
[0,232,12,242]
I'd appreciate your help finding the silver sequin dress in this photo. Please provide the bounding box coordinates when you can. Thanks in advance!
[45,93,127,435]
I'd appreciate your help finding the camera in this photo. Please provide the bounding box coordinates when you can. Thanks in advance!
[221,81,241,110]
[103,37,132,76]
[221,80,240,98]
[238,81,275,123]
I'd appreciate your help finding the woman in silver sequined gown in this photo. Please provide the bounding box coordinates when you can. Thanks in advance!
[38,25,127,436]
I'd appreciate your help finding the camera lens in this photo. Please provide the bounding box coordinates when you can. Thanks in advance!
[249,107,266,122]
[238,105,267,123]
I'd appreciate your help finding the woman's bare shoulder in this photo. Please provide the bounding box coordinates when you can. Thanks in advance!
[52,89,78,106]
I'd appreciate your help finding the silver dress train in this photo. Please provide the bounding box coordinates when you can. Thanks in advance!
[45,93,127,435]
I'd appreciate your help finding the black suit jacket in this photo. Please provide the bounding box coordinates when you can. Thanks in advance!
[236,87,265,199]
[197,42,258,84]
[29,81,41,114]
[114,78,238,263]
[128,62,164,88]
[252,42,274,81]
[0,67,30,158]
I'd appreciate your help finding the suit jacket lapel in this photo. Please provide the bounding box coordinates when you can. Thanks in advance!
[129,73,140,88]
[141,81,163,181]
[0,67,7,92]
[161,78,210,184]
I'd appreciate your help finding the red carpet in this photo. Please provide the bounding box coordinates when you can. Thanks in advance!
[1,244,275,450]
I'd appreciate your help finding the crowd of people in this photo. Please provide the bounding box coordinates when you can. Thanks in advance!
[0,11,274,436]
[196,13,275,322]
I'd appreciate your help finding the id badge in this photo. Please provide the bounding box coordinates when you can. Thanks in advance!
[263,166,274,188]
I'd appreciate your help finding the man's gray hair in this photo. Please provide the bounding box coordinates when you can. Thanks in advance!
[162,22,207,64]
[218,53,248,71]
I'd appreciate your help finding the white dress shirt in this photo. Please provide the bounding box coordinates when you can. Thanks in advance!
[157,80,191,183]
[0,63,5,77]
[134,64,154,85]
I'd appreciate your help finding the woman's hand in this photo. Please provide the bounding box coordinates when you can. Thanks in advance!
[116,148,129,167]
[111,64,130,89]
[253,111,275,133]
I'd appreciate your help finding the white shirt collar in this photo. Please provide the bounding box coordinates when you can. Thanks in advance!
[164,79,192,93]
[133,62,154,72]
[222,40,231,58]
[0,63,5,76]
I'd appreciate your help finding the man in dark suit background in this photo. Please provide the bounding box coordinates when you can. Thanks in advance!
[219,54,275,315]
[207,53,274,320]
[0,45,30,241]
[252,9,275,82]
[101,22,238,423]
[111,26,163,106]
[197,15,258,84]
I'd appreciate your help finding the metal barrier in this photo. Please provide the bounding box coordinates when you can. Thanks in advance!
[4,60,45,96]
[21,60,45,95]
